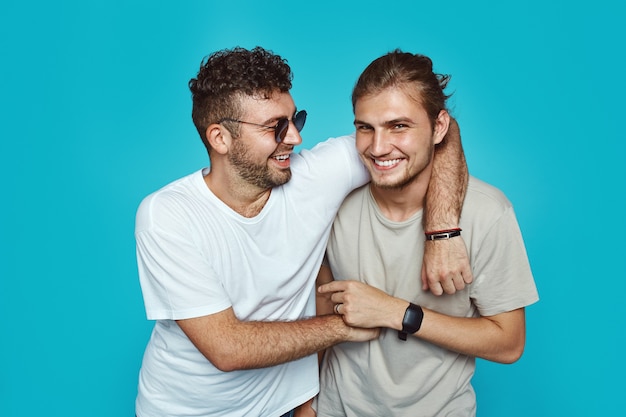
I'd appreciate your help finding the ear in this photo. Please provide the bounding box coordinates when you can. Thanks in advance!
[205,123,230,155]
[432,110,450,146]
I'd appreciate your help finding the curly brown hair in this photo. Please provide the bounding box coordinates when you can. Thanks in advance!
[189,46,293,153]
[352,50,451,130]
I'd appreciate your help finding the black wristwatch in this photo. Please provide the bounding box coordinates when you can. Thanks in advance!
[398,303,424,341]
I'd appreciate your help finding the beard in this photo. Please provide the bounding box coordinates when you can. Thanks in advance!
[368,146,435,191]
[228,138,292,189]
[371,168,420,190]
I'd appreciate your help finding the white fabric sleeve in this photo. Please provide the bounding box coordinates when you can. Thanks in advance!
[135,198,231,321]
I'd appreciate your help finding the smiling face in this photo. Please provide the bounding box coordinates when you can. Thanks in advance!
[354,86,449,190]
[226,91,303,190]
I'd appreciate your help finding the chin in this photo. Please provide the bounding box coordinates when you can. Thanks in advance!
[271,170,292,187]
[372,174,415,190]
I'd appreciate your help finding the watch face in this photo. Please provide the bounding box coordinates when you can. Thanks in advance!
[402,303,424,334]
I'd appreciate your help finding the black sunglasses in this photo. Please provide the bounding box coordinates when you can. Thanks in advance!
[219,110,307,143]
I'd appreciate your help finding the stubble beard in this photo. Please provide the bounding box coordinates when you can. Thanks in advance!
[369,147,434,191]
[371,167,420,191]
[228,139,292,189]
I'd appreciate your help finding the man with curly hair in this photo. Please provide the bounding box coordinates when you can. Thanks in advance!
[134,47,470,417]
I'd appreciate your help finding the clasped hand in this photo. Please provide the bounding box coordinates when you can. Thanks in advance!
[318,280,402,330]
[422,237,473,296]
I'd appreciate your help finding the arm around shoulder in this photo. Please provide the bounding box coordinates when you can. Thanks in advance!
[424,117,468,230]
[422,117,473,295]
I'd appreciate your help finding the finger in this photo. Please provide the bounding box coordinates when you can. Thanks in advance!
[332,290,348,306]
[420,264,430,291]
[452,275,466,291]
[318,280,347,294]
[429,281,444,296]
[462,267,474,285]
[318,283,331,294]
[441,278,457,295]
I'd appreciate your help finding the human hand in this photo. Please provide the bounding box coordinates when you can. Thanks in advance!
[345,323,381,342]
[421,236,473,295]
[319,280,405,330]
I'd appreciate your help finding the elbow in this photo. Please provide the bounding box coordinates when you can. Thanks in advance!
[204,348,246,372]
[212,356,251,372]
[495,340,525,364]
[211,357,239,373]
[487,314,527,364]
[207,352,243,372]
[498,349,523,364]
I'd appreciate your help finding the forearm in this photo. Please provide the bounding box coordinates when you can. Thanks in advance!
[196,315,349,371]
[411,307,526,364]
[324,280,526,364]
[424,117,468,230]
[421,118,472,294]
[177,310,375,372]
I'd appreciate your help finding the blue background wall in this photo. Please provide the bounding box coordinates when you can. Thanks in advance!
[1,1,624,415]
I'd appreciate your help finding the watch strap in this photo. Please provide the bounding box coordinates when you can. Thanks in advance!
[398,303,424,341]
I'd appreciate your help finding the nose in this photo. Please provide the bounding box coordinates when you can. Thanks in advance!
[369,129,389,156]
[281,120,303,146]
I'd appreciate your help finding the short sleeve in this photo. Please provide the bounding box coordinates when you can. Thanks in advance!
[135,196,231,320]
[470,207,539,316]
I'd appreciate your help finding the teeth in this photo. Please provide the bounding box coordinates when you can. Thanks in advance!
[274,154,289,161]
[374,158,401,167]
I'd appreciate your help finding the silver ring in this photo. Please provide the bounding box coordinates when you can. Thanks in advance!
[334,304,341,314]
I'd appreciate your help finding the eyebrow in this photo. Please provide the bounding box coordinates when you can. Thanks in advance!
[353,117,414,126]
[384,117,414,126]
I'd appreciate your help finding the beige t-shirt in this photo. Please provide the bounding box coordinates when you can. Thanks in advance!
[316,176,539,417]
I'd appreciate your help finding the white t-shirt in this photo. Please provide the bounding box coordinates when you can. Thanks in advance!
[316,176,539,417]
[135,135,368,417]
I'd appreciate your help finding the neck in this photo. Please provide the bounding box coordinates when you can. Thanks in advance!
[204,167,271,218]
[370,186,425,222]
[370,169,431,223]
